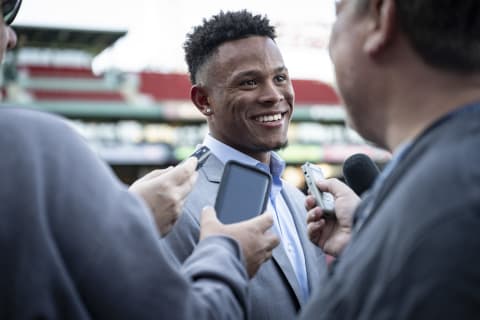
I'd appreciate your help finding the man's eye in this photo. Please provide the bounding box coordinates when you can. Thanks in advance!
[275,75,287,82]
[241,79,257,87]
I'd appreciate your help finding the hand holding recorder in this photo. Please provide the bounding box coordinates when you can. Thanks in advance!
[302,162,336,218]
[305,175,360,257]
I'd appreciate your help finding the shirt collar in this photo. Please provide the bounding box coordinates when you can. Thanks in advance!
[202,134,286,179]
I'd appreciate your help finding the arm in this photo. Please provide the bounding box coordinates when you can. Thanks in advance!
[19,114,274,319]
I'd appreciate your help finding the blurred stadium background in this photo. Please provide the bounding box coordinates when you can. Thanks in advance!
[1,0,390,187]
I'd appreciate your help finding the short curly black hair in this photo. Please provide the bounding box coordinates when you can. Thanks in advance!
[184,10,277,84]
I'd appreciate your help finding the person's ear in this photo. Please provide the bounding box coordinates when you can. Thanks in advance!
[191,85,213,116]
[364,0,396,55]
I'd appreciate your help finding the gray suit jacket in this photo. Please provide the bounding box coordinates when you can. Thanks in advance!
[300,104,480,319]
[0,108,249,319]
[165,153,327,320]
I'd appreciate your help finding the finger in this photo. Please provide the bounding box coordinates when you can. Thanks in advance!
[186,170,199,190]
[179,157,198,172]
[265,234,280,251]
[307,220,325,242]
[163,158,197,186]
[248,212,274,232]
[133,167,172,184]
[316,178,351,197]
[174,199,186,217]
[172,170,199,200]
[306,207,323,223]
[305,195,317,210]
[307,220,324,233]
[146,167,173,178]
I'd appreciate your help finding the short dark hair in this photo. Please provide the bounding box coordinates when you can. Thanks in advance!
[184,10,276,84]
[355,0,480,73]
[393,0,480,73]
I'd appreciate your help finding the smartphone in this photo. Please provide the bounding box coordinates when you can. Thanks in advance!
[189,146,211,170]
[301,162,336,219]
[215,160,272,224]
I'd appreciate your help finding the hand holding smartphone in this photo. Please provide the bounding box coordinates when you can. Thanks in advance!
[302,162,336,219]
[215,161,272,224]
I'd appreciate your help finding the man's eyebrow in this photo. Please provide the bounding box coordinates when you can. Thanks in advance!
[231,66,288,80]
[230,69,262,80]
[274,66,288,74]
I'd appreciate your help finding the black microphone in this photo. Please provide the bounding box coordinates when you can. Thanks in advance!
[343,153,380,196]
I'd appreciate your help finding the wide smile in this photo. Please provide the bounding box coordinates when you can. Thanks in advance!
[253,112,288,124]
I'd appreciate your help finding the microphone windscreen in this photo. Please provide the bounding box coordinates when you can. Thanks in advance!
[343,153,380,196]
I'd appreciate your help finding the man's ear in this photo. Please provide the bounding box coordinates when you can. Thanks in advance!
[191,85,213,116]
[364,0,396,55]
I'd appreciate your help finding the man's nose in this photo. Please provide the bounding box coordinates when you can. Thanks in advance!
[259,81,284,105]
[6,26,18,49]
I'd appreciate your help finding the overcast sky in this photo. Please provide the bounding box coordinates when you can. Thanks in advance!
[14,0,336,82]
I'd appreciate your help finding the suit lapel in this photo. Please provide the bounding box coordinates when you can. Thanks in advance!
[284,188,324,296]
[271,239,304,305]
[270,188,316,305]
[202,153,224,183]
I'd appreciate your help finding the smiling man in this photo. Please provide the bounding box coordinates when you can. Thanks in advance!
[1,2,283,319]
[190,35,292,163]
[163,10,326,320]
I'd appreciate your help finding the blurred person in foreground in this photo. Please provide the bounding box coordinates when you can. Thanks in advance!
[162,10,327,320]
[300,0,480,319]
[0,1,279,319]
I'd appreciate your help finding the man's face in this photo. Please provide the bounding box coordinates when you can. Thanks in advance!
[329,0,384,145]
[0,3,18,62]
[201,36,294,161]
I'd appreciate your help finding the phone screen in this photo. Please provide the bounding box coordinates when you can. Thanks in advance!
[215,161,272,224]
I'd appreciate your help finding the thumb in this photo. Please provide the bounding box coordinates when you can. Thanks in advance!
[315,179,331,193]
[179,157,198,172]
[200,206,221,226]
[317,178,347,197]
[146,166,173,179]
[163,157,197,185]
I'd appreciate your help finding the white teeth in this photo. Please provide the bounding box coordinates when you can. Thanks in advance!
[255,113,282,122]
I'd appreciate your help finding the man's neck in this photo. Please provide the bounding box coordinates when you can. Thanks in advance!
[203,134,273,165]
[226,146,272,165]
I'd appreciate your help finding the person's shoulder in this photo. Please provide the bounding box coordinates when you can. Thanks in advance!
[0,107,72,134]
[423,120,479,187]
[0,107,90,161]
